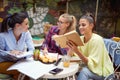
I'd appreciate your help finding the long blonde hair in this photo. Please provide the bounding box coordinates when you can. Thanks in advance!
[59,13,77,32]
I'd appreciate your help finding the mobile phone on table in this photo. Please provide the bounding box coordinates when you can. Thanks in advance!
[49,68,63,75]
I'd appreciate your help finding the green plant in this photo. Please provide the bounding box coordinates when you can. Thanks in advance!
[28,17,34,29]
[8,7,23,15]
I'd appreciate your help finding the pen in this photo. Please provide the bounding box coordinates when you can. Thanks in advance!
[57,53,59,60]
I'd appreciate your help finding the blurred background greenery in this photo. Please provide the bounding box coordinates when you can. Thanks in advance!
[0,0,120,38]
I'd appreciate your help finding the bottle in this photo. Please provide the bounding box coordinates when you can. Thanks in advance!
[33,49,40,60]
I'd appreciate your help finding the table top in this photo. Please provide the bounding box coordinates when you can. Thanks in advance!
[7,55,80,80]
[42,62,79,79]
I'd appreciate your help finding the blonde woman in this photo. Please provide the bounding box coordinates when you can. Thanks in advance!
[41,13,77,55]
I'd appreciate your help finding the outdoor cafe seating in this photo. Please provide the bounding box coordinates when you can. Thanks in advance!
[0,38,120,80]
[104,38,120,80]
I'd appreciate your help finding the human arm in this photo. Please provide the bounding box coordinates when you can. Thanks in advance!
[41,26,62,54]
[25,31,35,53]
[41,27,54,50]
[0,36,18,61]
[9,31,35,59]
[67,40,88,64]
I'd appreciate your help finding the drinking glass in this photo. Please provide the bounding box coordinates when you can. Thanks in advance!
[62,55,70,67]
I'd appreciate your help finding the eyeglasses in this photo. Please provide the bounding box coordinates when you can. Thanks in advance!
[57,21,67,24]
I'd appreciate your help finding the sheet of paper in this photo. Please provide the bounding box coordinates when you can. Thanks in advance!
[7,58,55,79]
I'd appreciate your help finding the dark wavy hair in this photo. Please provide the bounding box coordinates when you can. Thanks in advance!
[80,13,96,32]
[0,12,28,32]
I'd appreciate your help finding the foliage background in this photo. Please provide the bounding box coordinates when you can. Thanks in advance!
[0,0,120,38]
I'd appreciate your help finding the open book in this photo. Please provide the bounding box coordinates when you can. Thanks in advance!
[53,30,83,48]
[8,51,33,59]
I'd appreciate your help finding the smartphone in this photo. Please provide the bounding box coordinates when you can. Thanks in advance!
[49,68,63,75]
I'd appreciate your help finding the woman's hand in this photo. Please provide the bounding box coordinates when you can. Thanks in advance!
[42,44,48,55]
[42,47,48,55]
[67,40,79,54]
[10,50,23,55]
[67,40,88,64]
[67,49,74,57]
[52,34,59,40]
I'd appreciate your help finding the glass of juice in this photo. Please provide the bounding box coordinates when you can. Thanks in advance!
[62,55,70,67]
